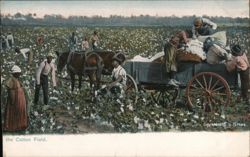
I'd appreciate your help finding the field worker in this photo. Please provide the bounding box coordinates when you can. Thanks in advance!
[69,32,78,52]
[67,32,78,64]
[15,47,33,65]
[164,32,186,87]
[4,65,28,131]
[0,35,4,51]
[1,35,9,51]
[229,45,249,104]
[36,35,44,45]
[82,37,89,51]
[107,53,127,97]
[192,17,217,39]
[90,31,100,50]
[34,53,57,105]
[7,32,14,48]
[168,30,192,48]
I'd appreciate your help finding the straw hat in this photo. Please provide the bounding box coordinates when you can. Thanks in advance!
[11,65,21,73]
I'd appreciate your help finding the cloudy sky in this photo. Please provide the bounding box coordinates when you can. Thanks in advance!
[1,0,249,18]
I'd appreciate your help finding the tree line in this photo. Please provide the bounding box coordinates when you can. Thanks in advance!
[1,12,249,26]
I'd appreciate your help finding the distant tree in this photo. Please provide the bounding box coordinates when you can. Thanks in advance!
[14,12,22,18]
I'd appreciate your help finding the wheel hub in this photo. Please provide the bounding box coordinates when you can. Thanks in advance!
[204,89,212,97]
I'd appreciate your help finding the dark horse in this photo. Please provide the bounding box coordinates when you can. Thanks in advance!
[56,51,103,91]
[91,50,116,75]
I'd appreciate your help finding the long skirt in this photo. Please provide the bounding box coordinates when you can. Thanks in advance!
[4,87,28,131]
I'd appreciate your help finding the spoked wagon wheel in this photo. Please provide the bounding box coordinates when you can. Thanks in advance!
[186,72,231,113]
[151,88,179,107]
[125,74,138,104]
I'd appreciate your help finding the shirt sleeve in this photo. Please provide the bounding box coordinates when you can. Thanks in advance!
[243,53,250,67]
[119,68,127,84]
[21,52,28,60]
[36,62,45,85]
[111,69,115,78]
[191,26,197,39]
[51,63,57,86]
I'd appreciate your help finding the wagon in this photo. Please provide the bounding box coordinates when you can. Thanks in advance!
[123,56,238,112]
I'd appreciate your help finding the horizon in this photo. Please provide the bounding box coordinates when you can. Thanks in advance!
[1,0,249,18]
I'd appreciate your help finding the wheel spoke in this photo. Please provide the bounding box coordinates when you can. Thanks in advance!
[194,78,205,89]
[211,97,218,105]
[208,76,213,90]
[211,79,220,90]
[211,95,226,105]
[126,84,133,91]
[157,92,162,102]
[210,98,221,112]
[203,75,208,90]
[208,97,213,111]
[162,92,166,104]
[189,92,204,102]
[212,92,228,96]
[213,86,225,92]
[190,84,199,89]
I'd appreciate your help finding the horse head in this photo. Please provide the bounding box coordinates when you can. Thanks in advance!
[55,51,69,72]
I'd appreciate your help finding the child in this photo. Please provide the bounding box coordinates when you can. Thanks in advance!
[107,53,126,97]
[231,45,250,104]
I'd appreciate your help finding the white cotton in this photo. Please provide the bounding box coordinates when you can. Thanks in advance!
[184,39,206,60]
[129,51,164,62]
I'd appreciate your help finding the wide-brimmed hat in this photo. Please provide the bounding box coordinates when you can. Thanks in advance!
[112,53,126,64]
[11,65,21,73]
[47,52,54,57]
[231,45,242,56]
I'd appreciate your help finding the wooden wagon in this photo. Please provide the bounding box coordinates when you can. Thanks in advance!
[123,57,238,112]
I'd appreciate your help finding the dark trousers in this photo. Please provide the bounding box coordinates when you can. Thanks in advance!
[34,74,48,105]
[8,39,13,47]
[239,68,250,100]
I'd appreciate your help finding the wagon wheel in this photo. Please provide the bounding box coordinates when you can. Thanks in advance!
[125,74,138,104]
[151,88,179,107]
[186,72,231,113]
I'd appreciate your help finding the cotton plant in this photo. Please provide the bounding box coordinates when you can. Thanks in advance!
[1,26,249,133]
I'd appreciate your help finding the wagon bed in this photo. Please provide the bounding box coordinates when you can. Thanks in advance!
[123,60,238,112]
[124,61,237,87]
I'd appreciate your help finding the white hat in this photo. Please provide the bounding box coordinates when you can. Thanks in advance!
[47,52,53,57]
[11,65,21,73]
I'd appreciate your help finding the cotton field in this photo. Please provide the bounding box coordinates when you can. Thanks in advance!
[1,26,249,134]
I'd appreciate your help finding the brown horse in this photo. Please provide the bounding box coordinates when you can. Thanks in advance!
[56,51,103,91]
[89,50,116,75]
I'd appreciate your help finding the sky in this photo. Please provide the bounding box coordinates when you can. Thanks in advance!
[0,0,249,18]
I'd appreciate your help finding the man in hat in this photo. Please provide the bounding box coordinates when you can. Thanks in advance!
[107,53,127,97]
[69,32,78,52]
[230,45,249,104]
[67,32,78,63]
[34,53,57,105]
[90,31,100,50]
[4,65,28,131]
[192,17,217,39]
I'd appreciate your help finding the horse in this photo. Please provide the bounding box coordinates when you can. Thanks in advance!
[56,51,103,91]
[89,50,116,75]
